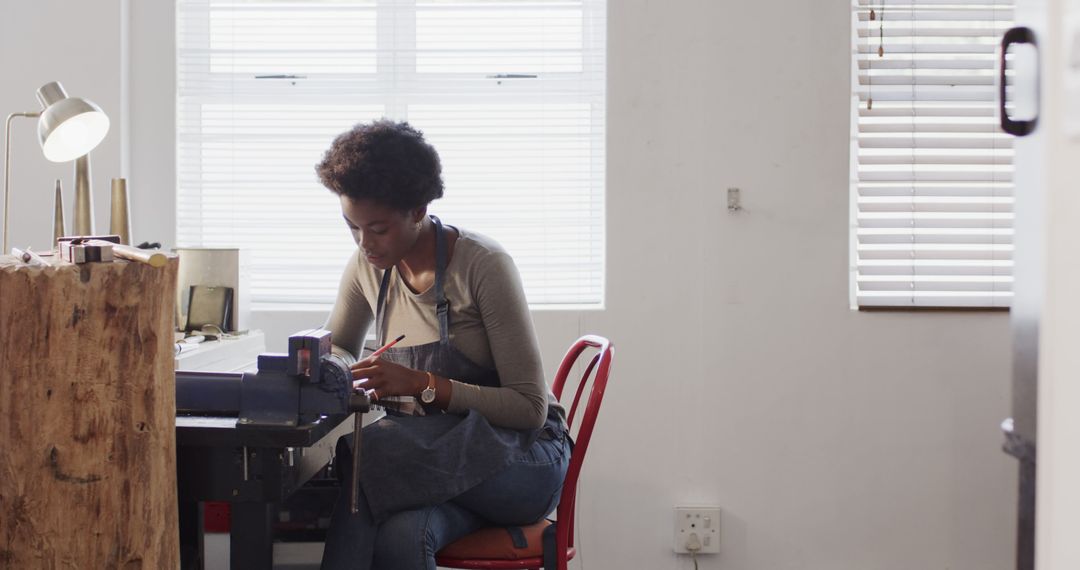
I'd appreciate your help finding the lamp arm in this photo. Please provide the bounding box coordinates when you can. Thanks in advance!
[3,111,42,254]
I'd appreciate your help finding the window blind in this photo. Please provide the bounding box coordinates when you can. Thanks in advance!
[851,0,1014,308]
[177,0,606,308]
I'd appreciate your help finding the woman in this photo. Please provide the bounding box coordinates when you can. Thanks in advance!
[317,119,570,570]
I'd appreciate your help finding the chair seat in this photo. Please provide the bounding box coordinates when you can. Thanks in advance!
[435,519,577,569]
[434,551,577,570]
[440,520,549,560]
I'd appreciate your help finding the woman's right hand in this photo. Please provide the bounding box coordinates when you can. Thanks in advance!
[350,356,428,401]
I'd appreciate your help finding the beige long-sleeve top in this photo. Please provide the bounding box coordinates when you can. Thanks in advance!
[326,226,559,430]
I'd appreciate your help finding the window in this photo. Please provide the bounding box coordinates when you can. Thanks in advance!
[851,0,1013,308]
[177,0,606,307]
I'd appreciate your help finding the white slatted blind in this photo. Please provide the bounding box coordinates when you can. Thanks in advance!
[177,0,605,307]
[851,0,1014,308]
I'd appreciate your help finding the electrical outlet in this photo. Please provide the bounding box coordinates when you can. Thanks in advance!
[673,506,720,554]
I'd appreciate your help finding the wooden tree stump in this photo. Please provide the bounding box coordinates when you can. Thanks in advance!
[0,256,179,569]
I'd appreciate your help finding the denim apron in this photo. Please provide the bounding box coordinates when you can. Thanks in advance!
[346,216,558,523]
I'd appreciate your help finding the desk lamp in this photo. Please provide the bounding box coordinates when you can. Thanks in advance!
[3,81,110,252]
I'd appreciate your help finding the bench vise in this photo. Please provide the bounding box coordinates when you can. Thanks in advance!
[176,329,370,428]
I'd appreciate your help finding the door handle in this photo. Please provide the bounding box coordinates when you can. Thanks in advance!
[1000,26,1040,136]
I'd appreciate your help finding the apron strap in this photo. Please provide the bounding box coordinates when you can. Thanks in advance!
[375,215,451,347]
[376,265,392,346]
[431,215,451,346]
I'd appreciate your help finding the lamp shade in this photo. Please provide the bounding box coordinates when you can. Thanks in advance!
[35,82,110,162]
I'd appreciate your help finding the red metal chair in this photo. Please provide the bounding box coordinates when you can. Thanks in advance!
[435,335,614,570]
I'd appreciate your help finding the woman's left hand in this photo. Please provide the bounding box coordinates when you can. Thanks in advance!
[351,357,427,400]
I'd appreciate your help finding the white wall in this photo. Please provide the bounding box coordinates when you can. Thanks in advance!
[562,2,1015,568]
[1,0,124,250]
[2,1,1017,568]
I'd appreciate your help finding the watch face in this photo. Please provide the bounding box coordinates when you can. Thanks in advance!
[421,388,436,404]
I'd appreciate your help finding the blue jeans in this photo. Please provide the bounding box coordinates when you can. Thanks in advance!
[320,431,571,570]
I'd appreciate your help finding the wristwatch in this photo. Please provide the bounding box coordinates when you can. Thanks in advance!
[420,371,437,404]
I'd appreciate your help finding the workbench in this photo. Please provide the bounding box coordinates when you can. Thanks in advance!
[174,329,372,570]
[176,412,354,570]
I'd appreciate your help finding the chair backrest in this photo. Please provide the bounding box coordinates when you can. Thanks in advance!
[550,335,613,562]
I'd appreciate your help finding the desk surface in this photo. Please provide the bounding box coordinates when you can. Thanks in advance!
[176,413,351,448]
[175,330,266,372]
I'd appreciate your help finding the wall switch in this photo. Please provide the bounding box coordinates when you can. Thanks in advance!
[727,187,742,212]
[674,506,721,554]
